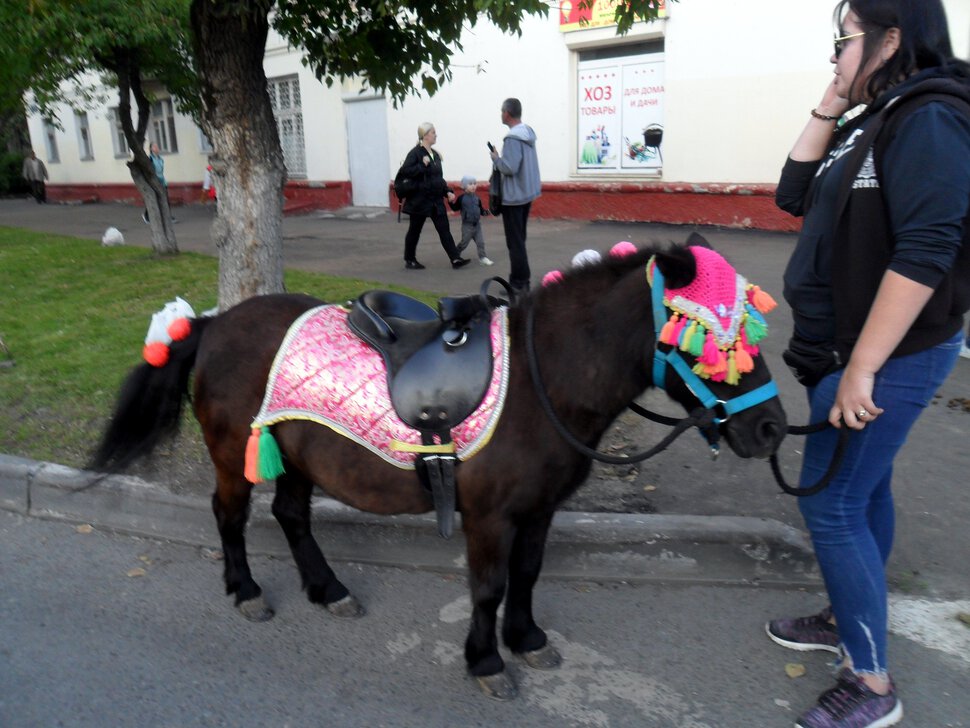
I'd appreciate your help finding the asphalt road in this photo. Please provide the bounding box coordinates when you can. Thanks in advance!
[2,509,968,728]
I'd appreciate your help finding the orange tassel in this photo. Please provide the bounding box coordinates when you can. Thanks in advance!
[735,341,755,373]
[748,285,778,314]
[244,428,262,483]
[659,314,679,345]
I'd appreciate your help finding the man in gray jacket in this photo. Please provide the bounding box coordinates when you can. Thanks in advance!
[490,98,540,292]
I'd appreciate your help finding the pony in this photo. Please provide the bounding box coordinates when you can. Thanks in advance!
[91,238,787,699]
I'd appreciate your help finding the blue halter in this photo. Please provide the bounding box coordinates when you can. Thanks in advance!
[650,265,778,427]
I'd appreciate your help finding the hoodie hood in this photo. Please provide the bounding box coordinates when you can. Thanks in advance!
[505,123,537,147]
[871,66,970,114]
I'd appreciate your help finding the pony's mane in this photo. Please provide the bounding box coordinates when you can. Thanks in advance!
[535,242,680,298]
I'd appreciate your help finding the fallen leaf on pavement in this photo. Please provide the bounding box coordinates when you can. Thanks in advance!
[785,663,806,678]
[126,567,147,578]
[75,524,93,534]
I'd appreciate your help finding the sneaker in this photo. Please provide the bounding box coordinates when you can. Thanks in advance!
[960,343,970,360]
[796,668,902,728]
[479,256,494,266]
[451,258,471,269]
[766,607,841,653]
[404,260,426,270]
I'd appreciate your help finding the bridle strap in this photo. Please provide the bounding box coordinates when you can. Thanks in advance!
[650,264,778,424]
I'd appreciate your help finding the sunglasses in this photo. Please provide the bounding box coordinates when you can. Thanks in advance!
[833,31,867,58]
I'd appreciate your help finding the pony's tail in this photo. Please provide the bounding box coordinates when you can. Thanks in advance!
[88,316,213,473]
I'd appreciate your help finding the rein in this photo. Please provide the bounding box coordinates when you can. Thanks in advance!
[523,261,778,465]
[524,259,848,496]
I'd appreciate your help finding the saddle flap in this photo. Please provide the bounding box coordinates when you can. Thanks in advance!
[390,312,494,431]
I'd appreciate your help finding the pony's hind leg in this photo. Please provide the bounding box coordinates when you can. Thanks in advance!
[212,470,274,622]
[272,471,363,618]
[503,511,562,670]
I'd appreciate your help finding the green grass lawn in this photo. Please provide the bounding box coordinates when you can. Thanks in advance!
[0,226,438,468]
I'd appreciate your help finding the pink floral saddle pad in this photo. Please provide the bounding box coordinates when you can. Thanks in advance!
[252,305,510,468]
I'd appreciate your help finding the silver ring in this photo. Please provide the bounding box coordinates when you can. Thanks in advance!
[858,409,869,419]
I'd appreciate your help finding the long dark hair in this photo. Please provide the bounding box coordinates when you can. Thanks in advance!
[835,0,970,103]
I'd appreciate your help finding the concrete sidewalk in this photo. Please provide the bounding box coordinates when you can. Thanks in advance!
[2,198,969,596]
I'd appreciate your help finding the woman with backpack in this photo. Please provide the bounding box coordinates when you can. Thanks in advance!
[398,123,470,270]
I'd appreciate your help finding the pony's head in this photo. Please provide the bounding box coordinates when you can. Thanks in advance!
[650,236,786,459]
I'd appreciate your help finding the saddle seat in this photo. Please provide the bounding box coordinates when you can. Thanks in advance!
[347,289,495,433]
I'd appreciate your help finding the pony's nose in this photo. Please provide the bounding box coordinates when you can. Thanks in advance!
[759,418,785,452]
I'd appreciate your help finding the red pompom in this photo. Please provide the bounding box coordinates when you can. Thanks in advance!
[167,317,191,341]
[143,342,170,367]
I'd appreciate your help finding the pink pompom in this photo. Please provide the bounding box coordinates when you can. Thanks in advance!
[167,317,191,341]
[143,342,170,367]
[609,241,638,258]
[542,270,564,287]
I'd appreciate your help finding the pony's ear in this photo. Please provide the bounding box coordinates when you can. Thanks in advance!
[654,245,697,289]
[685,231,712,248]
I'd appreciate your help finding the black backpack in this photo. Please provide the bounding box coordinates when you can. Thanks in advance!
[393,164,417,202]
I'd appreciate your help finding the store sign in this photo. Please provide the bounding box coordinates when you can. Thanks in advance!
[559,0,667,33]
[577,53,664,172]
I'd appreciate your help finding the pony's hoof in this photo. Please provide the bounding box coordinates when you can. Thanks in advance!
[238,595,274,622]
[476,671,518,701]
[518,643,562,670]
[326,594,365,618]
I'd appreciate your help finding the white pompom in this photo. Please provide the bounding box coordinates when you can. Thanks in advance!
[101,227,124,246]
[571,249,602,268]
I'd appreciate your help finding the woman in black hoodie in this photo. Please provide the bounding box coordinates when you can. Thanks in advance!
[766,2,970,726]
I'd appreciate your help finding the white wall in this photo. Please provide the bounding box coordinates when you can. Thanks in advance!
[27,0,970,191]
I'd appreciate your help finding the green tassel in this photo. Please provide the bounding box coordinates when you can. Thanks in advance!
[257,428,285,481]
[744,314,767,344]
[689,324,706,357]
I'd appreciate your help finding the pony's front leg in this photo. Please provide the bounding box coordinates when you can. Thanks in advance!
[463,516,516,700]
[503,510,562,670]
[212,471,273,622]
[271,472,363,618]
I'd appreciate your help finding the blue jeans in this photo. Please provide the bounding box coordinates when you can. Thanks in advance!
[797,332,961,676]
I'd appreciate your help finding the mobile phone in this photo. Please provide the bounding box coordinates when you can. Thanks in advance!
[487,142,495,152]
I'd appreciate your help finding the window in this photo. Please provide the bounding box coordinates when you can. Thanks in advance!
[576,40,665,174]
[268,75,306,178]
[109,108,130,157]
[150,98,178,153]
[75,111,94,160]
[197,127,213,154]
[43,119,59,163]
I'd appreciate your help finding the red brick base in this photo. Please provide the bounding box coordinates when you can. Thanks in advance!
[46,178,799,232]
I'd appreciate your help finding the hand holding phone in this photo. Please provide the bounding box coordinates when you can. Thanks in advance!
[487,142,495,152]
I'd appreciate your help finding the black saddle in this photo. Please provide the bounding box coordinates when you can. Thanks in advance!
[346,279,514,538]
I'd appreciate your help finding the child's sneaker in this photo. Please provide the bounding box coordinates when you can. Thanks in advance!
[480,256,494,266]
[766,607,841,653]
[795,668,902,728]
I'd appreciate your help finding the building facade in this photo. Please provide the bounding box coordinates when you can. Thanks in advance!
[25,0,970,231]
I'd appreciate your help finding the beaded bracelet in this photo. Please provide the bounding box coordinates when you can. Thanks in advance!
[810,108,840,122]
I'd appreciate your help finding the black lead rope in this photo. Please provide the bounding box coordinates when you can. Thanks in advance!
[769,420,851,497]
[525,303,714,464]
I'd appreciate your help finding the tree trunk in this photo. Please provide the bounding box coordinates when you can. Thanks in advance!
[109,47,178,255]
[190,0,286,311]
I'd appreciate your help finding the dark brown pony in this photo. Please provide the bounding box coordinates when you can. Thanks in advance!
[91,240,786,699]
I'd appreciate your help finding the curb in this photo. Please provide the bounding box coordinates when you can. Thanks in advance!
[0,454,821,588]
